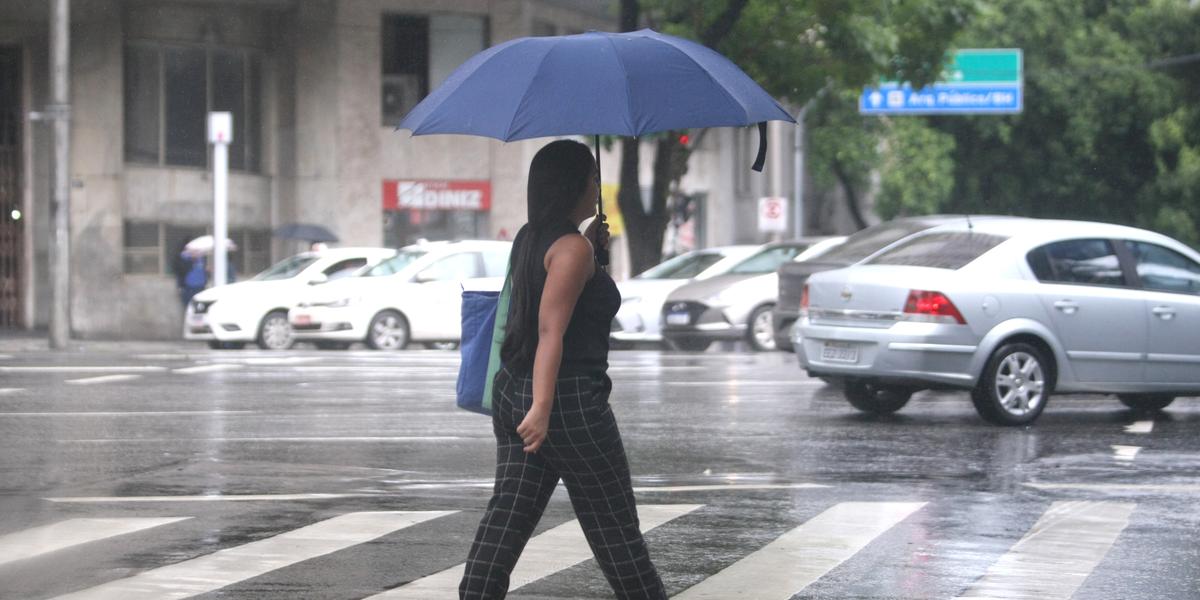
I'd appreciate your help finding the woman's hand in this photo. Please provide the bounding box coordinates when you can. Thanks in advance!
[516,405,551,453]
[583,214,610,252]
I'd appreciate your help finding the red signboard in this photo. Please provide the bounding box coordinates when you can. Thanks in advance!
[382,180,491,212]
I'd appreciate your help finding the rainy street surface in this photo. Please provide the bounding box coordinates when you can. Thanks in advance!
[1,342,1198,599]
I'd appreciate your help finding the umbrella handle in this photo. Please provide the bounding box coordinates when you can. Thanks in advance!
[593,135,610,268]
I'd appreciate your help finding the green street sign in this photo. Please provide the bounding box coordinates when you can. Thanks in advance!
[945,49,1022,84]
[863,48,1023,115]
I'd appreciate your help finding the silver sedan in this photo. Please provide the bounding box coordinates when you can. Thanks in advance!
[794,217,1200,425]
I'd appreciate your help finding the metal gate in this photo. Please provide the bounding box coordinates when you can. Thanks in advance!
[0,47,22,328]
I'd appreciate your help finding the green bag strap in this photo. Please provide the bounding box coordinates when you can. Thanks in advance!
[481,271,512,412]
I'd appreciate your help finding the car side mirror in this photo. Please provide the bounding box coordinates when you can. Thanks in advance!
[413,271,437,284]
[308,273,328,285]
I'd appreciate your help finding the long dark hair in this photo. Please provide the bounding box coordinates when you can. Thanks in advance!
[501,139,596,370]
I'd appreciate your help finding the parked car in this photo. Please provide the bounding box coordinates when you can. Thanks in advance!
[185,247,396,350]
[794,217,1200,425]
[289,240,511,350]
[612,245,759,347]
[773,215,998,351]
[661,238,843,352]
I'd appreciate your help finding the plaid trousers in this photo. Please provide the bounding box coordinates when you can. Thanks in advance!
[459,367,666,600]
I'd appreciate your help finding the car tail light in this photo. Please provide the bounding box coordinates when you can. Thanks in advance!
[800,284,810,316]
[902,290,966,324]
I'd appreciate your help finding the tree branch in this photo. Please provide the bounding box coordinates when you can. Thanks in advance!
[701,0,750,47]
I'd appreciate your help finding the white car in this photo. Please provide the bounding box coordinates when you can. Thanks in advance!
[289,240,512,350]
[612,246,758,346]
[185,247,397,350]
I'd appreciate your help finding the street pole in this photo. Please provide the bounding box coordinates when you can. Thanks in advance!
[792,105,807,239]
[208,112,232,288]
[49,0,71,349]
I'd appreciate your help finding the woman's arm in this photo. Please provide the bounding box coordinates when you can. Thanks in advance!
[516,233,594,453]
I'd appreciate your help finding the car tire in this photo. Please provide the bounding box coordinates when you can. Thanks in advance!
[314,341,352,350]
[1117,394,1175,412]
[207,341,245,350]
[669,338,711,352]
[747,304,777,352]
[843,379,913,414]
[971,342,1051,425]
[256,311,295,350]
[366,310,410,351]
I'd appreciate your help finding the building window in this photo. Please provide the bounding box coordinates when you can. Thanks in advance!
[382,13,487,125]
[123,221,270,279]
[124,43,262,172]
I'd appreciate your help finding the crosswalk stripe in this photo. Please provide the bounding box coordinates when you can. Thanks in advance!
[674,501,927,599]
[1124,420,1154,434]
[1111,445,1141,461]
[171,364,244,374]
[50,511,454,600]
[0,387,24,395]
[954,501,1134,599]
[65,374,143,385]
[0,366,166,373]
[0,518,191,567]
[370,504,702,599]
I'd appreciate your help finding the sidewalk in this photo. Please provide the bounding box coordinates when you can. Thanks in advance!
[0,332,194,354]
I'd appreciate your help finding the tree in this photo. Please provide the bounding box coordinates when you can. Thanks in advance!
[614,0,973,274]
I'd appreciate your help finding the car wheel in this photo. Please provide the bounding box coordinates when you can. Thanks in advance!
[367,310,409,350]
[843,379,913,414]
[971,342,1051,425]
[747,304,777,352]
[314,341,352,350]
[207,341,245,350]
[669,338,711,352]
[1117,394,1175,412]
[256,311,295,350]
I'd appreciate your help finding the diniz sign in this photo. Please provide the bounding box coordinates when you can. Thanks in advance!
[382,180,492,211]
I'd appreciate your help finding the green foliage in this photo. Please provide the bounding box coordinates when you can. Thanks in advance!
[877,118,957,219]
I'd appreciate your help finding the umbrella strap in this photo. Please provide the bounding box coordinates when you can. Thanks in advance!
[752,122,767,172]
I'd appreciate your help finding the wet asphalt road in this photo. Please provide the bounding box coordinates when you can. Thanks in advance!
[0,343,1197,599]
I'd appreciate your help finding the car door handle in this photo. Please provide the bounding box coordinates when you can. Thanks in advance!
[1151,306,1176,320]
[1053,300,1079,315]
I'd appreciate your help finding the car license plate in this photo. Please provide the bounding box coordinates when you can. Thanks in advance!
[821,341,858,363]
[188,314,206,327]
[666,312,690,326]
[293,314,312,326]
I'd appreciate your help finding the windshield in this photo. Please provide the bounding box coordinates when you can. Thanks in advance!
[817,220,939,264]
[363,249,427,277]
[637,252,725,280]
[728,245,807,275]
[253,255,320,281]
[867,232,1008,269]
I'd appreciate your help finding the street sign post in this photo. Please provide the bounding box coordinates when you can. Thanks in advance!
[860,49,1022,115]
[208,112,232,288]
[758,196,788,234]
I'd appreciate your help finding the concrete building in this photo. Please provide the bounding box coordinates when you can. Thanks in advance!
[0,0,819,340]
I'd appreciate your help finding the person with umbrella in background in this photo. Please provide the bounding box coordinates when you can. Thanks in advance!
[459,140,661,599]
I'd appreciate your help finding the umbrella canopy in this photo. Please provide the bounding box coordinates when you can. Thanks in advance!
[398,28,794,150]
[274,223,339,243]
[183,235,237,256]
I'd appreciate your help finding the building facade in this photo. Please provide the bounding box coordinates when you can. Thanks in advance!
[1,0,817,340]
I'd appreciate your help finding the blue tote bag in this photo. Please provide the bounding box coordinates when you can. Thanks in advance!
[456,275,511,416]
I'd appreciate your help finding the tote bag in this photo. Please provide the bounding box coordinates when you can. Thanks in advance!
[456,275,511,416]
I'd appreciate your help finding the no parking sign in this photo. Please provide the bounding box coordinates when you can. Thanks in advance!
[758,196,788,233]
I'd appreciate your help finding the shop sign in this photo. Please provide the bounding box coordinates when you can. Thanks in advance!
[382,180,491,211]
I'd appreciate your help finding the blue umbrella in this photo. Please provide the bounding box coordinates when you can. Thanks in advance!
[399,28,794,168]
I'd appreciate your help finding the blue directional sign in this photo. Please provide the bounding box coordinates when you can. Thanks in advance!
[860,49,1023,115]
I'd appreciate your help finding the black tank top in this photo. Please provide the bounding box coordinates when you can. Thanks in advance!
[505,221,621,376]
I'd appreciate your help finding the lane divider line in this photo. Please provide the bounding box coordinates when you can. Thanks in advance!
[65,374,143,385]
[1124,420,1154,434]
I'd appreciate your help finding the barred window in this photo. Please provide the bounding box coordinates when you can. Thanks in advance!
[123,221,270,279]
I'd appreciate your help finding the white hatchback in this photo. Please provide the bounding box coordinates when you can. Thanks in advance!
[289,240,512,350]
[185,247,396,350]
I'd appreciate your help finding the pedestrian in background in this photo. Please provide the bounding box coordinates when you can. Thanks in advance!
[459,140,665,599]
[178,249,207,308]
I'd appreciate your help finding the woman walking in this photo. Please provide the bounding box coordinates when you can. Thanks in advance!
[459,140,666,599]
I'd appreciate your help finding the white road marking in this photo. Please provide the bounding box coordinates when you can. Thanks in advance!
[663,380,823,387]
[674,501,925,599]
[954,501,1135,600]
[133,354,191,361]
[58,436,480,443]
[171,364,244,374]
[0,517,191,566]
[371,504,701,599]
[50,511,454,600]
[0,366,166,373]
[0,387,24,395]
[212,357,320,366]
[1025,482,1200,493]
[0,410,255,417]
[1111,445,1142,462]
[633,483,828,493]
[0,354,13,359]
[1124,420,1154,434]
[45,493,383,503]
[65,374,143,385]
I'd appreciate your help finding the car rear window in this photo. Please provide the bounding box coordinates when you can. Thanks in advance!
[816,220,941,264]
[728,245,806,274]
[866,232,1008,269]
